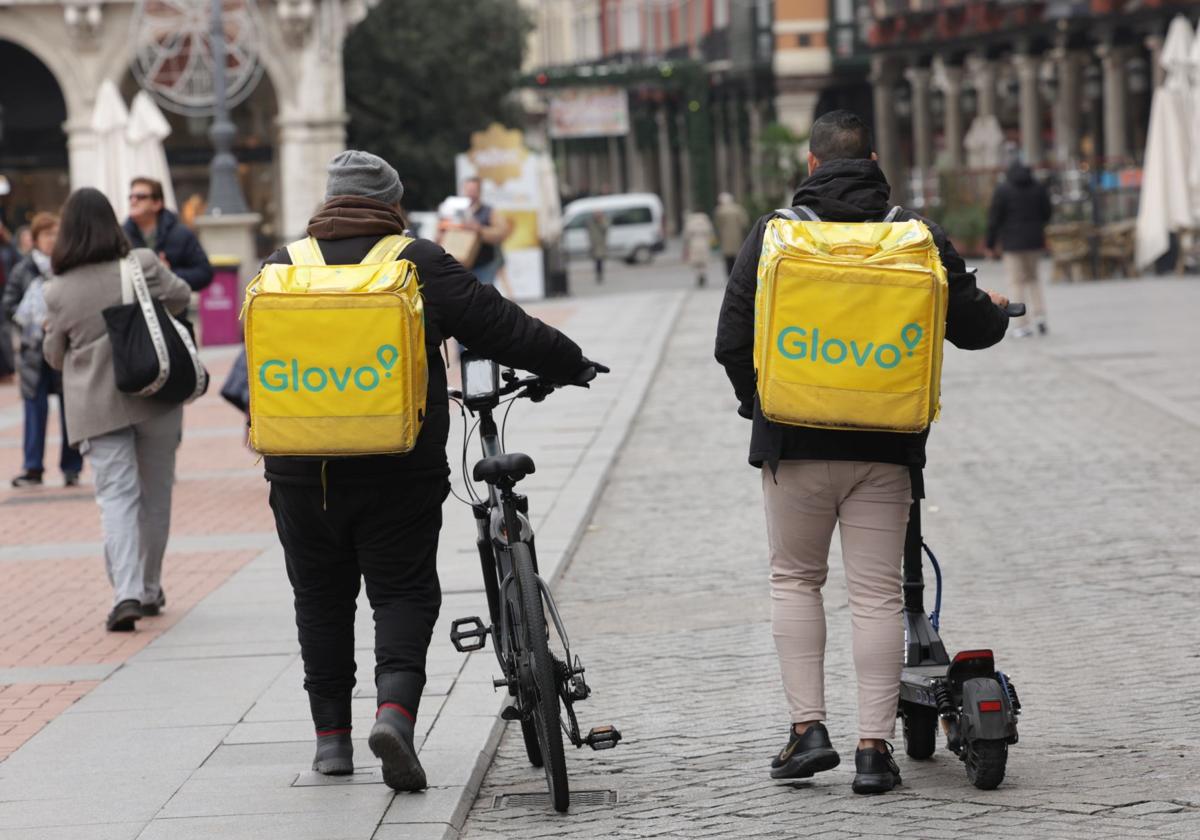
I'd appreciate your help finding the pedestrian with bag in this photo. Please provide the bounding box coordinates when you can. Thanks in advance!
[683,211,716,288]
[43,188,194,632]
[253,151,604,792]
[715,110,1010,794]
[3,212,84,487]
[986,161,1052,337]
[122,177,214,292]
[714,192,751,277]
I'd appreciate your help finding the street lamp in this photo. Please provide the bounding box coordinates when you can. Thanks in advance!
[207,0,249,215]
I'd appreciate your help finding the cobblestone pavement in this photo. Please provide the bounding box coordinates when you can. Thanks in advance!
[461,275,1200,839]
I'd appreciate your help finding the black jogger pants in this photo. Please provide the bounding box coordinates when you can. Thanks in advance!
[269,478,449,712]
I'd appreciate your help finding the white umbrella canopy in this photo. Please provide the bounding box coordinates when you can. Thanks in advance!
[126,91,177,212]
[1136,15,1195,270]
[90,79,134,221]
[1188,20,1200,222]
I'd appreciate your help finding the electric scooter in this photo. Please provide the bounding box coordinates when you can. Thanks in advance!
[896,301,1025,790]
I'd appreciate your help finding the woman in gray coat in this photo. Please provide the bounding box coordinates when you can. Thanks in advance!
[43,188,192,632]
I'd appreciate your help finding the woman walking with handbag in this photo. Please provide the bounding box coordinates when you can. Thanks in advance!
[42,188,193,631]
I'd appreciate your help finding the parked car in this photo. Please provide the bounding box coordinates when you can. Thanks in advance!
[561,193,665,263]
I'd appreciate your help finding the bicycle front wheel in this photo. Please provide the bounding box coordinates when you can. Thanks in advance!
[512,542,569,811]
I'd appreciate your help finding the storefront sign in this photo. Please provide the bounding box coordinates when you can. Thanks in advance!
[547,87,630,139]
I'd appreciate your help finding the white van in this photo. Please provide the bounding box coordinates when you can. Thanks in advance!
[561,193,665,263]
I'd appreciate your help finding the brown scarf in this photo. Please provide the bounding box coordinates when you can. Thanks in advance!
[306,195,407,240]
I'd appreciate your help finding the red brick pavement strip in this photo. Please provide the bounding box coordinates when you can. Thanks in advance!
[0,681,99,759]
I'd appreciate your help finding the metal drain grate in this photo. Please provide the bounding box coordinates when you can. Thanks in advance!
[493,789,618,808]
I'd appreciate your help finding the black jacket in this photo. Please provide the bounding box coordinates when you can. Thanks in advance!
[261,231,586,486]
[715,159,1009,470]
[123,209,214,291]
[986,164,1052,252]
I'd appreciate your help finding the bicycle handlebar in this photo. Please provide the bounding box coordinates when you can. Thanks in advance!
[1004,302,1026,318]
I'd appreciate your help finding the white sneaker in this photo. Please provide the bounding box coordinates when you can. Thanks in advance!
[1012,326,1034,338]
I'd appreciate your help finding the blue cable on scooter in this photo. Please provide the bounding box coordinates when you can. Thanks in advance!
[922,541,943,631]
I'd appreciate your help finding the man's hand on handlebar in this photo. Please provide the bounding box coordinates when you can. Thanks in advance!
[572,358,610,387]
[987,290,1009,308]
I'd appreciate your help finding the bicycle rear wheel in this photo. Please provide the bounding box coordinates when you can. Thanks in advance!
[512,542,568,811]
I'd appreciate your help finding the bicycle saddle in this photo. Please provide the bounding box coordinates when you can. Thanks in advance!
[473,452,536,485]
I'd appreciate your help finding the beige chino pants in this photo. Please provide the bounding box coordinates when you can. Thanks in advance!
[763,460,911,739]
[1003,250,1046,324]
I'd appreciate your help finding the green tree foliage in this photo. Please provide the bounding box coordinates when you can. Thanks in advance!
[343,0,531,210]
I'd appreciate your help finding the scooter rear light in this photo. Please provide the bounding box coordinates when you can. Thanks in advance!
[953,648,994,664]
[978,700,1003,713]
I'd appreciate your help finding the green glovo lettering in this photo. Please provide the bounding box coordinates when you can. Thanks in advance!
[258,344,399,394]
[774,323,923,372]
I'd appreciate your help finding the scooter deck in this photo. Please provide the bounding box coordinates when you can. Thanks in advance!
[900,664,948,707]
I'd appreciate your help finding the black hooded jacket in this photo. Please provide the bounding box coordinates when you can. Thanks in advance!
[714,159,1009,470]
[123,209,214,291]
[986,164,1052,252]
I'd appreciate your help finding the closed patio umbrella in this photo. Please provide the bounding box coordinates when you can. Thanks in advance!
[90,79,134,220]
[1136,15,1195,270]
[126,91,177,212]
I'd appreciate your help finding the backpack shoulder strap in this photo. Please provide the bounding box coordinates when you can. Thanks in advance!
[883,206,904,223]
[362,234,414,264]
[775,206,821,222]
[286,237,325,266]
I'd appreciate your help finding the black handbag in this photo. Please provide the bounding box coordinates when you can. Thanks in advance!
[102,254,209,404]
[220,345,250,414]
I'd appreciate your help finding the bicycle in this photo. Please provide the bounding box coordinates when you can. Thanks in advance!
[448,353,621,813]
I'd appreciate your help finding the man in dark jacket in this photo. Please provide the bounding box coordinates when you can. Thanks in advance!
[987,162,1052,336]
[262,151,602,792]
[122,177,213,291]
[715,110,1009,795]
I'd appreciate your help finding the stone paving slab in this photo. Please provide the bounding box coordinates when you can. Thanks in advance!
[0,289,684,838]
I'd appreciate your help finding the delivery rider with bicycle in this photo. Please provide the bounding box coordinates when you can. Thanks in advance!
[715,111,1010,794]
[250,151,602,791]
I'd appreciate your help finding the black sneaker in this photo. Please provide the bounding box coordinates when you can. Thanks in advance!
[1037,321,1048,336]
[769,722,841,780]
[63,472,80,487]
[141,589,166,617]
[11,470,43,488]
[312,729,354,775]
[106,599,143,632]
[852,742,902,794]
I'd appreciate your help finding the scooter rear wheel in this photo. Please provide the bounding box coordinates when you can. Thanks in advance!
[964,738,1007,789]
[901,703,938,760]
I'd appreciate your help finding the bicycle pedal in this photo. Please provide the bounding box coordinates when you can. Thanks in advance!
[585,725,622,750]
[500,704,523,722]
[450,617,488,652]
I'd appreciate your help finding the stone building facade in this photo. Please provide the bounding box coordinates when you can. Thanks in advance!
[0,0,366,241]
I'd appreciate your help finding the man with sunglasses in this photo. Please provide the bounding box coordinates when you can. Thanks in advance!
[122,177,213,292]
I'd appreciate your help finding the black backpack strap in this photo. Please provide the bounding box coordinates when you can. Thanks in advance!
[884,205,904,223]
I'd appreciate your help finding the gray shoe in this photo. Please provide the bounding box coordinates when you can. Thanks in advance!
[369,705,426,791]
[312,730,354,775]
[141,589,166,617]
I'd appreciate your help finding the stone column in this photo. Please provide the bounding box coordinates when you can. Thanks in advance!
[712,95,729,196]
[607,135,623,192]
[276,114,347,239]
[624,125,644,192]
[1098,43,1130,162]
[936,59,965,169]
[728,98,746,200]
[655,105,677,234]
[748,101,764,199]
[970,54,997,119]
[906,65,934,178]
[870,56,903,194]
[64,119,100,192]
[676,110,693,216]
[1146,34,1165,91]
[1014,49,1042,165]
[1052,48,1082,165]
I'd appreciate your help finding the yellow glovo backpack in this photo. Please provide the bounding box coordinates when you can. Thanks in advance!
[755,206,949,433]
[242,234,427,456]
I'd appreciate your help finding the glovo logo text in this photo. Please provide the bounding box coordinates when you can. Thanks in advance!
[776,323,924,370]
[260,344,400,393]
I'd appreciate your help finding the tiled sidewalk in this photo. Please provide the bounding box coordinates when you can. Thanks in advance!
[0,348,265,760]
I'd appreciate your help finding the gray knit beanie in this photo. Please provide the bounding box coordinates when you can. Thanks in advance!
[325,150,404,205]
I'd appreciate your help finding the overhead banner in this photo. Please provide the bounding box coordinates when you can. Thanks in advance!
[547,87,630,139]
